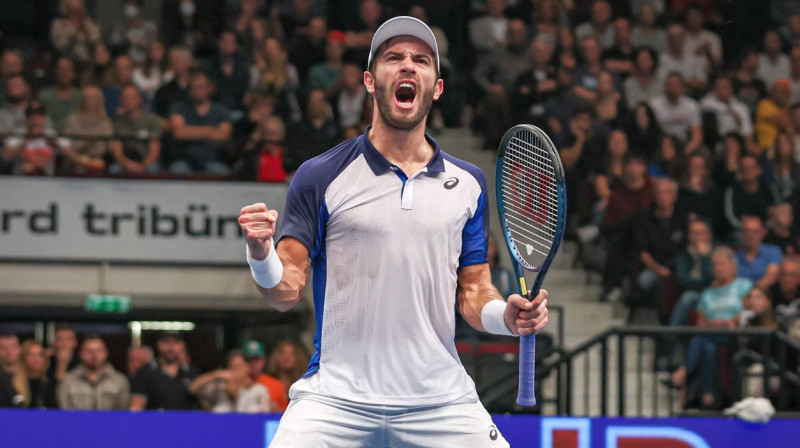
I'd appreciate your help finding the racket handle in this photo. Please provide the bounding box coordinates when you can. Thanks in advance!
[516,333,537,406]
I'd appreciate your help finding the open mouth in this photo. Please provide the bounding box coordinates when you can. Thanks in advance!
[394,80,417,109]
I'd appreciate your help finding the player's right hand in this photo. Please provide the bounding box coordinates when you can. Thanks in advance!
[238,203,279,260]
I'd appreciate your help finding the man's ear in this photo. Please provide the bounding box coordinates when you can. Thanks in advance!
[432,78,444,101]
[364,71,375,94]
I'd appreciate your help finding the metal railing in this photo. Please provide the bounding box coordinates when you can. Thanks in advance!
[538,326,800,416]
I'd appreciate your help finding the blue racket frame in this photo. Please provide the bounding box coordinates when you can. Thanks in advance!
[495,124,567,406]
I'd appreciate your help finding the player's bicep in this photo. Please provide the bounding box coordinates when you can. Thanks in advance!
[276,236,311,280]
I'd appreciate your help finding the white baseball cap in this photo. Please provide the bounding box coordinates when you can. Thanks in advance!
[367,16,440,73]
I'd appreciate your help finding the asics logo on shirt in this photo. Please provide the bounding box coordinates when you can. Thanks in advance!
[444,177,459,189]
[488,425,498,441]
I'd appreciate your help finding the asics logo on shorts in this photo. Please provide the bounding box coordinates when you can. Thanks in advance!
[444,177,459,189]
[489,425,498,441]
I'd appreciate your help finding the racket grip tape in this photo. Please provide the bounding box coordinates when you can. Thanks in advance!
[517,334,536,406]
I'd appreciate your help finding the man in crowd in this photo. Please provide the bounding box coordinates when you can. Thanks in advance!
[103,55,135,119]
[700,76,756,151]
[723,155,779,233]
[285,89,339,173]
[0,75,40,134]
[127,345,154,378]
[130,331,197,410]
[241,340,287,412]
[110,84,163,174]
[650,72,703,154]
[208,30,249,111]
[657,24,708,94]
[167,71,232,174]
[37,57,82,135]
[0,102,69,176]
[468,0,509,53]
[575,0,615,49]
[59,335,129,410]
[736,216,782,290]
[0,333,26,407]
[46,324,79,385]
[154,46,194,118]
[771,255,800,307]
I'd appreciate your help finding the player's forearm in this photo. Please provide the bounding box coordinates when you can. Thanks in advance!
[458,279,503,332]
[255,252,308,312]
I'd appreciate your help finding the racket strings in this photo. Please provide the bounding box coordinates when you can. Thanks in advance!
[500,132,560,268]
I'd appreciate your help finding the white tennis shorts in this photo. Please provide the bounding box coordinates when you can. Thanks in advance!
[269,374,510,448]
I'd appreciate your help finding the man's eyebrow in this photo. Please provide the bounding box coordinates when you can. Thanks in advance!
[382,50,433,60]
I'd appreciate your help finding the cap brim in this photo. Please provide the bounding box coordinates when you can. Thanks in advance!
[368,16,439,72]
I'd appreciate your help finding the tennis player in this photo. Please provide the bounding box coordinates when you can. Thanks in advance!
[239,16,549,447]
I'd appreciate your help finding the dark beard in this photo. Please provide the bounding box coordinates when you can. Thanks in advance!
[373,79,433,131]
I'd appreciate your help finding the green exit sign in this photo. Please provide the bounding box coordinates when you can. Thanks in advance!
[85,294,132,313]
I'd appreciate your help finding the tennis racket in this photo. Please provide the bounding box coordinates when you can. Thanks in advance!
[495,124,567,406]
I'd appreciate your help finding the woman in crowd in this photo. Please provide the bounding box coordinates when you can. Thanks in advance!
[20,340,56,409]
[267,340,309,399]
[713,132,744,188]
[50,0,102,63]
[594,70,625,127]
[677,151,722,232]
[249,37,301,122]
[624,47,662,109]
[624,101,661,157]
[133,40,173,104]
[62,86,113,174]
[666,247,752,409]
[765,203,798,254]
[765,133,799,200]
[649,135,686,180]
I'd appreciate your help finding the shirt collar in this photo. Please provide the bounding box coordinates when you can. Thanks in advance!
[360,126,445,176]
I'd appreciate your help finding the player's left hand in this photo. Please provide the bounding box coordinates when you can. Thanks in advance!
[504,289,549,336]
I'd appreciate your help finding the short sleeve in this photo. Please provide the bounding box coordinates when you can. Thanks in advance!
[276,163,328,256]
[459,187,489,269]
[765,245,783,266]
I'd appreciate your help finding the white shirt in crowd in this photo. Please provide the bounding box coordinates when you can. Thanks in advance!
[757,54,791,87]
[212,382,270,414]
[700,94,753,137]
[337,88,366,130]
[649,95,701,140]
[657,51,708,85]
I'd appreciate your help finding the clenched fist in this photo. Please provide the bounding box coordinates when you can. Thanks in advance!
[238,203,279,260]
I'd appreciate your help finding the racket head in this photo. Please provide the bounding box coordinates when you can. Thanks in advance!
[495,124,567,280]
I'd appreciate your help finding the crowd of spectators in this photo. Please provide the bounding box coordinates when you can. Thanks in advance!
[0,325,308,412]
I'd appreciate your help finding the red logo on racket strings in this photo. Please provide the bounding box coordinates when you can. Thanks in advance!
[509,162,552,227]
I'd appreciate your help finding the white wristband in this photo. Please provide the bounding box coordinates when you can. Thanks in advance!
[246,241,283,288]
[481,300,516,337]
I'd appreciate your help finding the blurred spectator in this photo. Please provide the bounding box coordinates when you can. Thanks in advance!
[740,286,778,329]
[488,233,516,299]
[37,57,82,135]
[167,71,232,174]
[792,104,800,162]
[46,325,79,385]
[593,70,624,126]
[408,6,451,74]
[127,345,154,378]
[209,30,250,110]
[623,101,661,156]
[736,216,782,289]
[700,76,755,151]
[284,89,340,172]
[733,49,768,116]
[512,37,557,125]
[189,350,270,413]
[632,2,666,53]
[130,331,197,411]
[108,0,158,64]
[575,0,615,49]
[0,367,20,408]
[58,335,129,410]
[227,0,262,41]
[0,50,25,106]
[649,72,703,154]
[335,63,366,131]
[757,30,791,87]
[20,340,56,408]
[602,18,635,78]
[677,151,722,232]
[468,0,509,53]
[723,155,780,233]
[103,55,135,119]
[713,132,744,188]
[770,255,800,307]
[86,43,115,88]
[789,48,800,105]
[1,102,69,176]
[274,0,314,43]
[649,135,686,179]
[62,86,113,174]
[657,24,708,93]
[755,79,792,153]
[766,133,800,199]
[588,129,629,227]
[241,115,288,182]
[765,203,798,254]
[50,0,102,63]
[574,36,616,102]
[162,0,223,58]
[110,85,163,175]
[0,75,51,135]
[289,16,327,85]
[154,46,194,118]
[601,154,653,301]
[266,339,309,400]
[667,247,752,409]
[241,340,287,412]
[307,34,345,95]
[473,19,530,148]
[784,14,800,48]
[250,37,301,122]
[133,41,173,104]
[670,219,714,326]
[633,177,687,312]
[683,7,722,71]
[342,0,382,62]
[0,333,27,407]
[557,107,607,215]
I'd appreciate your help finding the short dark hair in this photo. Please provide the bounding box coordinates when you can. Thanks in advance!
[80,334,105,349]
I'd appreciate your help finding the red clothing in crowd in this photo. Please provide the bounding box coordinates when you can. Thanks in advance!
[257,146,288,182]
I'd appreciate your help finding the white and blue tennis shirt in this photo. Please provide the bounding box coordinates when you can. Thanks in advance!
[277,128,489,406]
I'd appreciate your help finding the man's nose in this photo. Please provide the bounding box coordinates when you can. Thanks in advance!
[399,55,416,73]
